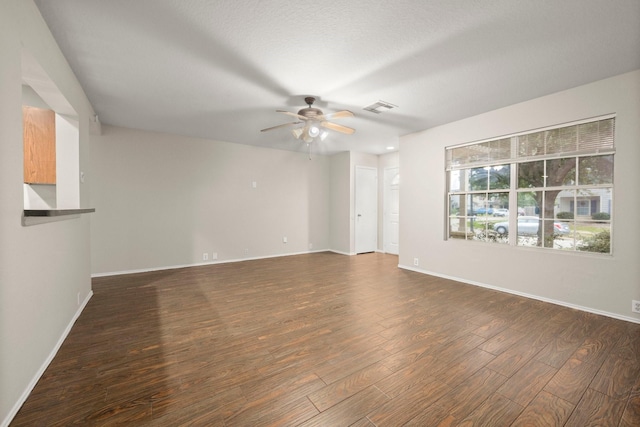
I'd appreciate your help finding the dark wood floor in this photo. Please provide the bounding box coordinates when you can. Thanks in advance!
[11,252,640,426]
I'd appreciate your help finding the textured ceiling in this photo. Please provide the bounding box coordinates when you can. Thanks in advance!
[34,0,640,155]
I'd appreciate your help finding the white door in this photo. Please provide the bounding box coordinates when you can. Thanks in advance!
[384,167,400,254]
[355,166,378,254]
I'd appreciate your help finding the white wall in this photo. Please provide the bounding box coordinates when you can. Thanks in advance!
[0,1,95,425]
[89,135,394,273]
[399,70,640,322]
[329,152,351,254]
[90,125,331,274]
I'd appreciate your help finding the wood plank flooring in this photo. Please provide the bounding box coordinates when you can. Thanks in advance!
[11,252,640,426]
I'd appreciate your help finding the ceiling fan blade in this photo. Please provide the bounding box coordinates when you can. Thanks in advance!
[320,110,354,121]
[260,121,302,132]
[277,110,309,121]
[320,121,355,135]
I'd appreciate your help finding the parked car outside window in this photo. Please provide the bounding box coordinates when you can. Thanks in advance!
[493,208,509,217]
[493,216,570,235]
[467,207,494,215]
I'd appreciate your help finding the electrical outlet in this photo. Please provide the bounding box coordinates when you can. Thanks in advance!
[632,300,640,313]
[309,243,313,250]
[203,252,208,261]
[211,252,218,260]
[413,258,419,266]
[244,248,249,256]
[283,236,287,243]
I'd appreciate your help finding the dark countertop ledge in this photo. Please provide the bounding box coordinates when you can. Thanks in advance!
[24,208,96,217]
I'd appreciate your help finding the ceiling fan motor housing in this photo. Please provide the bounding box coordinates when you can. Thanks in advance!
[298,107,323,119]
[298,96,323,118]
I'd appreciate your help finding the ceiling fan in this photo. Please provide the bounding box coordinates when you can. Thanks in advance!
[261,97,355,144]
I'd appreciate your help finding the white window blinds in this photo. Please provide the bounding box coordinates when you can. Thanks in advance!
[446,117,615,170]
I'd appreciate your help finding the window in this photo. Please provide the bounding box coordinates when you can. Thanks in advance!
[446,117,614,254]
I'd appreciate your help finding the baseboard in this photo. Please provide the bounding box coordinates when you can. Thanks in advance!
[329,249,356,256]
[398,264,640,325]
[91,249,337,278]
[376,250,399,255]
[2,291,94,427]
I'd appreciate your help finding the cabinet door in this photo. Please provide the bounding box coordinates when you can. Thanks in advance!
[23,106,56,184]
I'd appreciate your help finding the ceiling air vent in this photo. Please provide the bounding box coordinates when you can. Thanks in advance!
[363,100,397,114]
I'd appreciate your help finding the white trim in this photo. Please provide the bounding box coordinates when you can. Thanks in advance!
[398,264,639,325]
[91,249,341,278]
[2,291,94,427]
[329,249,356,256]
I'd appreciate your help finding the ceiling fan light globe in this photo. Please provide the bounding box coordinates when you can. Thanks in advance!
[308,125,320,138]
[292,128,304,139]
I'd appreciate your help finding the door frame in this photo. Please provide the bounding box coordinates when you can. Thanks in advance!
[383,166,399,254]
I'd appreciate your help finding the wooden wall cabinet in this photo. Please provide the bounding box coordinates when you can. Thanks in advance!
[23,105,56,184]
